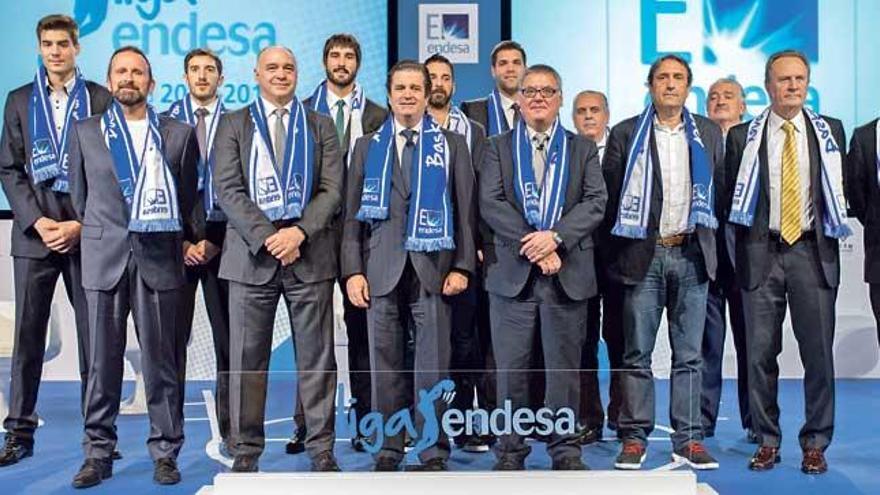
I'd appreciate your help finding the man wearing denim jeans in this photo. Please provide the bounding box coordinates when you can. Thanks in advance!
[601,55,723,470]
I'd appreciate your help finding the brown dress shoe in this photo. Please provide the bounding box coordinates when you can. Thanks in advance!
[748,445,781,471]
[801,448,828,475]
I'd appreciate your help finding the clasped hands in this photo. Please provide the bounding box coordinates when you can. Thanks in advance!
[520,230,561,275]
[34,217,81,253]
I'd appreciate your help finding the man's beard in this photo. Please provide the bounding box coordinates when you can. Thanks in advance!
[114,87,146,106]
[327,67,356,87]
[428,90,450,109]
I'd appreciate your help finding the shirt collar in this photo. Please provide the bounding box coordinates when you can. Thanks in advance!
[47,75,77,96]
[769,108,806,134]
[190,95,220,115]
[525,121,555,142]
[652,114,684,134]
[597,127,610,148]
[259,95,294,115]
[326,88,354,110]
[394,116,423,136]
[498,91,517,111]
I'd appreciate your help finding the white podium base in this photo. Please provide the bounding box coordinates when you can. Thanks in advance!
[197,471,718,495]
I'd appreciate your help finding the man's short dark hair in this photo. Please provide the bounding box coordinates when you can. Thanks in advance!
[36,14,79,45]
[522,64,563,92]
[647,54,693,87]
[424,53,455,80]
[490,40,527,67]
[184,48,223,75]
[764,49,811,84]
[107,45,153,81]
[386,60,431,96]
[323,33,362,66]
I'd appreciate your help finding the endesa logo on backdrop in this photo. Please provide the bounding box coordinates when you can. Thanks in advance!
[418,3,479,64]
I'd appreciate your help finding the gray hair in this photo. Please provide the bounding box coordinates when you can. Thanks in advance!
[572,90,608,113]
[708,78,745,98]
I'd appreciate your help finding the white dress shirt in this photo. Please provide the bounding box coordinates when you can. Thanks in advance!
[654,117,692,237]
[766,110,813,232]
[260,95,293,150]
[498,91,518,129]
[394,117,423,166]
[126,119,153,167]
[48,76,78,134]
[190,95,221,123]
[326,89,354,130]
[596,127,610,162]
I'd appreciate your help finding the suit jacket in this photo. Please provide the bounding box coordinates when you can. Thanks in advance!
[0,80,112,258]
[723,111,846,289]
[601,113,724,286]
[847,118,880,282]
[460,99,490,135]
[341,125,477,297]
[213,105,344,286]
[479,128,608,301]
[67,112,200,291]
[302,95,387,157]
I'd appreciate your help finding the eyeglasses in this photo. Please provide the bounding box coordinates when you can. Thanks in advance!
[520,86,558,99]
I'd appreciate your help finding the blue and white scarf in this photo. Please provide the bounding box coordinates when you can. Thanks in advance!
[356,115,454,251]
[29,67,91,192]
[102,101,180,232]
[612,105,717,239]
[308,80,364,156]
[729,107,851,239]
[248,98,313,221]
[486,88,512,137]
[511,118,570,230]
[442,106,472,152]
[167,96,226,221]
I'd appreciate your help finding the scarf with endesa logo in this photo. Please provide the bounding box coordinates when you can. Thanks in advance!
[356,114,454,251]
[29,66,91,193]
[728,107,851,239]
[308,80,364,157]
[167,96,226,221]
[511,118,570,230]
[612,104,717,239]
[247,97,313,221]
[103,101,181,233]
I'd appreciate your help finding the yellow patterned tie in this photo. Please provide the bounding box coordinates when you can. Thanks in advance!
[780,121,802,245]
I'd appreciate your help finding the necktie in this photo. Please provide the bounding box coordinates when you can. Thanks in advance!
[511,102,521,128]
[533,132,548,188]
[780,121,802,245]
[194,107,208,162]
[401,129,417,192]
[273,107,289,167]
[334,100,346,146]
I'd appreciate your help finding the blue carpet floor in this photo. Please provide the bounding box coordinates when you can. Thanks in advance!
[0,378,877,494]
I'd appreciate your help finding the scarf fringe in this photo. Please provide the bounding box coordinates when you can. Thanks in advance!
[611,224,647,239]
[404,237,455,252]
[128,218,181,233]
[356,205,389,222]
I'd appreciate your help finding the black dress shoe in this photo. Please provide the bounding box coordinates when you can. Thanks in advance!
[373,457,401,472]
[311,451,341,472]
[350,434,368,453]
[748,446,781,471]
[232,455,260,473]
[153,458,181,485]
[111,450,123,461]
[285,428,306,455]
[492,456,525,471]
[552,456,589,471]
[71,458,112,489]
[405,458,448,471]
[0,437,33,467]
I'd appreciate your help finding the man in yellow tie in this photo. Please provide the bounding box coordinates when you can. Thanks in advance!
[723,50,849,476]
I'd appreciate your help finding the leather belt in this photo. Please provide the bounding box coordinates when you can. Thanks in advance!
[656,233,690,247]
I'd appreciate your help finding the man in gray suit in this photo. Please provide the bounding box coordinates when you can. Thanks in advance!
[212,46,343,473]
[67,46,200,488]
[342,60,476,471]
[287,33,387,455]
[479,64,607,471]
[725,50,848,475]
[604,55,723,471]
[0,14,111,467]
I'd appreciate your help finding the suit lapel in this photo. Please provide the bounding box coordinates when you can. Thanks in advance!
[241,109,255,180]
[562,133,581,214]
[499,133,525,217]
[647,126,663,226]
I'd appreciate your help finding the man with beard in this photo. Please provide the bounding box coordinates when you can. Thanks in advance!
[342,60,475,471]
[67,45,200,487]
[213,46,343,473]
[163,47,232,456]
[461,41,526,137]
[0,14,111,467]
[424,53,494,453]
[284,34,387,455]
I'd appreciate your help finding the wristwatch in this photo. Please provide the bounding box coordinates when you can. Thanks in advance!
[552,231,564,249]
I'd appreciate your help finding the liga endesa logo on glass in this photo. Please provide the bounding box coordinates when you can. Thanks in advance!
[335,380,577,454]
[418,4,479,64]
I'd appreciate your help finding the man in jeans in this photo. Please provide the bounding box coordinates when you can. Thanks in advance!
[601,55,724,470]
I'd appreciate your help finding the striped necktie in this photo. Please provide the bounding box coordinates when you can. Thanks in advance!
[780,120,802,245]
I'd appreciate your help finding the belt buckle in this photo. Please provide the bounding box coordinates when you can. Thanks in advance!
[657,234,684,247]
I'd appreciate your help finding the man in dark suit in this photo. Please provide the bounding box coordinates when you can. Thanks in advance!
[726,50,849,475]
[0,14,111,467]
[213,46,343,473]
[162,47,232,456]
[67,46,200,487]
[702,78,752,443]
[342,60,476,472]
[424,53,494,453]
[848,116,880,347]
[460,41,526,137]
[287,33,387,455]
[480,64,607,471]
[604,55,723,471]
